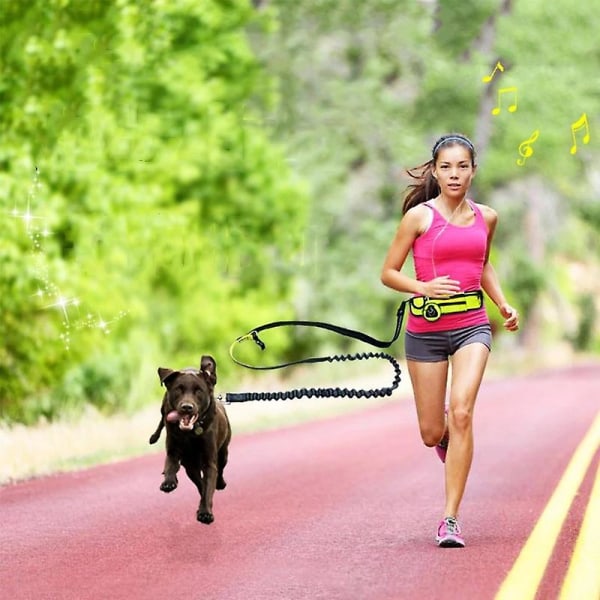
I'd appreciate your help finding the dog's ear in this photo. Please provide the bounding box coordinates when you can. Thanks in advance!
[158,367,176,387]
[200,355,217,386]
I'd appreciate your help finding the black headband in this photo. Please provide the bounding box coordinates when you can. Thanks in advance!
[432,136,475,157]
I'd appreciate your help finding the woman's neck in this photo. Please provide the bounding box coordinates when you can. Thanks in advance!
[435,195,467,221]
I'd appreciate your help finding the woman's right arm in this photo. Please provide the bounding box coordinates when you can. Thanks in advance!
[380,207,426,296]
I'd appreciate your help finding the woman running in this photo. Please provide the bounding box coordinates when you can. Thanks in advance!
[381,133,519,547]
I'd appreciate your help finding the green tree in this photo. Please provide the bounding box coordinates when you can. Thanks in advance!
[0,0,307,423]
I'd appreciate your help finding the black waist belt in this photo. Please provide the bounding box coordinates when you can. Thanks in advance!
[409,291,483,323]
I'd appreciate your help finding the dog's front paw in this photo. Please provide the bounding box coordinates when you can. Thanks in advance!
[197,510,214,525]
[160,478,178,493]
[216,477,227,490]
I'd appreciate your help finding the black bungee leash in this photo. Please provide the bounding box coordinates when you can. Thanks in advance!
[223,300,409,403]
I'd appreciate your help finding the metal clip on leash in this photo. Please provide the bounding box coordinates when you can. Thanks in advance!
[225,301,408,403]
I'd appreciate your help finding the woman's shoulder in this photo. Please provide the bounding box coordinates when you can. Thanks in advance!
[404,202,434,233]
[405,202,433,217]
[471,201,497,221]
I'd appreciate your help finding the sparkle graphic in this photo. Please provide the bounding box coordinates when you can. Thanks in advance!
[75,311,128,334]
[11,206,46,235]
[11,167,45,233]
[13,167,128,349]
[44,295,80,323]
[19,205,45,231]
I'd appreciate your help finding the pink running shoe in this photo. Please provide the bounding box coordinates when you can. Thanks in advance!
[436,517,465,548]
[435,432,449,463]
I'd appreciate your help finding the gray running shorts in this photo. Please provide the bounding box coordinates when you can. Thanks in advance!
[404,323,492,363]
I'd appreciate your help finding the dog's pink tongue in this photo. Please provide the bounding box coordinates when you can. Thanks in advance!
[166,410,180,423]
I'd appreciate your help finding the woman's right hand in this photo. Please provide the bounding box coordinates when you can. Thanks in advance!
[420,276,461,298]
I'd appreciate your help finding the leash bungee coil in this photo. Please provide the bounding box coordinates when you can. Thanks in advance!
[224,301,409,403]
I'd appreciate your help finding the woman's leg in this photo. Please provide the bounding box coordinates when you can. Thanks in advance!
[443,342,490,518]
[407,359,449,447]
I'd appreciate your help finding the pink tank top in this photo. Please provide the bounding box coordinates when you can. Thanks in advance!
[407,200,490,333]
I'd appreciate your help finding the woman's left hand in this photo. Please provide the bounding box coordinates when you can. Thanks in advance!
[499,304,519,332]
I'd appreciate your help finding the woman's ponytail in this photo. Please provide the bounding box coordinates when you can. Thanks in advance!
[402,160,439,214]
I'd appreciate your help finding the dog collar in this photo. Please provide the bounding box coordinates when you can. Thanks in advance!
[192,395,214,435]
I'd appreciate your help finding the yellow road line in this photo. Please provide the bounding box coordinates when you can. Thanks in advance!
[495,410,600,600]
[559,460,600,600]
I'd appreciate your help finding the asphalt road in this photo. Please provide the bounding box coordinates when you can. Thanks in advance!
[1,364,599,600]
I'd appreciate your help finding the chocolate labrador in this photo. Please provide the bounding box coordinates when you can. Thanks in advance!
[149,355,231,524]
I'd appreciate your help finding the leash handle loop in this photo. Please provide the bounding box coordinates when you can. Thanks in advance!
[229,301,408,372]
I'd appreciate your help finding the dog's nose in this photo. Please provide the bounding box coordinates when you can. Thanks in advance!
[180,403,194,413]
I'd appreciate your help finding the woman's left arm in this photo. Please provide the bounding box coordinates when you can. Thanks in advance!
[480,205,520,332]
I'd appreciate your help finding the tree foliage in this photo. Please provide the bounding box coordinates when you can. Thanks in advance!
[1,0,599,424]
[0,0,307,423]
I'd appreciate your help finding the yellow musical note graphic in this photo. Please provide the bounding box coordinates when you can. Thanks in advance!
[491,87,518,115]
[516,130,540,166]
[569,113,590,155]
[482,61,505,83]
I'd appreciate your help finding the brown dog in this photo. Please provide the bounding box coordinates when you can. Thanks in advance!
[149,355,231,524]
